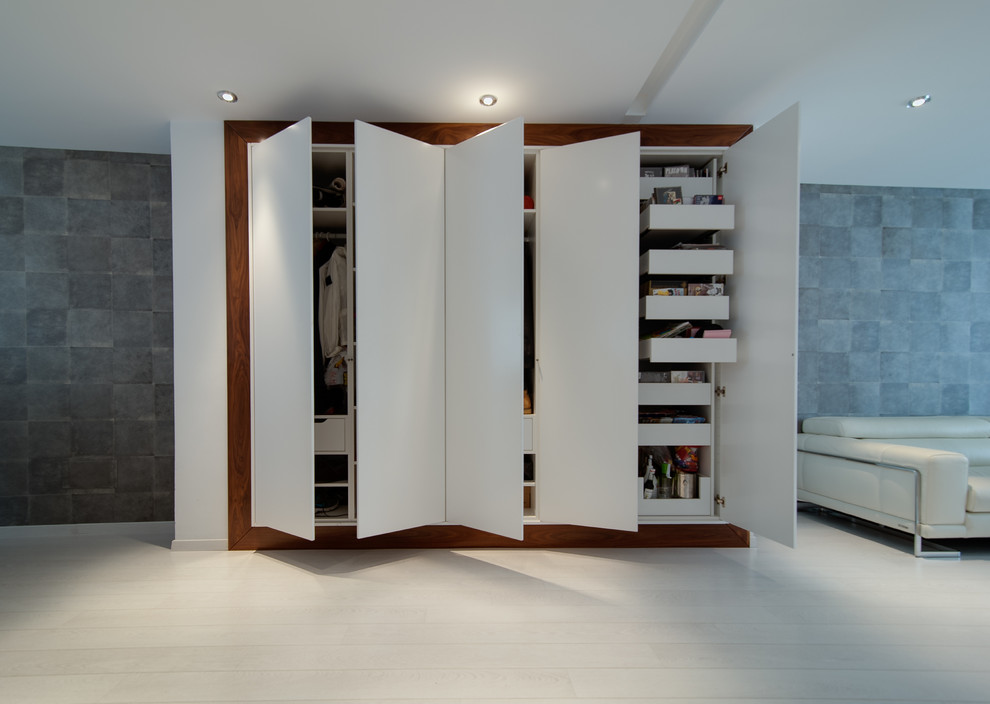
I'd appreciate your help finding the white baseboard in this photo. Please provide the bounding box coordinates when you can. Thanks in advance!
[170,538,228,551]
[0,521,175,540]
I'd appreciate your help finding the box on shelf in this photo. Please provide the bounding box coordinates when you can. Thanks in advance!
[664,165,692,177]
[687,282,724,296]
[692,194,724,205]
[671,370,706,383]
[641,279,687,296]
[702,329,732,338]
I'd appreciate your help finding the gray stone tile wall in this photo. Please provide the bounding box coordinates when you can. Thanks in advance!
[799,184,990,424]
[0,146,173,525]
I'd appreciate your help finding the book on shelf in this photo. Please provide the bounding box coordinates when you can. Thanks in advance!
[687,282,723,296]
[645,321,693,339]
[639,165,712,178]
[639,408,707,424]
[672,242,726,250]
[642,279,687,296]
[692,194,724,205]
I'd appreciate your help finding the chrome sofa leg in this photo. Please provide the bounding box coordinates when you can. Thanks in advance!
[914,533,960,559]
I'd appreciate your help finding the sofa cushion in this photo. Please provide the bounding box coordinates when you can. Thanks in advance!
[868,438,990,466]
[968,467,990,513]
[802,416,990,439]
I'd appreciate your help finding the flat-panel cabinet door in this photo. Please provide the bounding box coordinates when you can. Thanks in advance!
[354,121,446,539]
[538,133,640,532]
[717,103,800,548]
[445,118,524,540]
[250,118,315,541]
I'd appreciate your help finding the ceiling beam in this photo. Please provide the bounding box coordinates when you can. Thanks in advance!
[625,0,724,122]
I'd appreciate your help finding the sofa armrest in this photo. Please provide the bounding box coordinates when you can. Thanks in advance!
[797,434,969,526]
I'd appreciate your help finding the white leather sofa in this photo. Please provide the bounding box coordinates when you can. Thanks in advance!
[797,416,990,557]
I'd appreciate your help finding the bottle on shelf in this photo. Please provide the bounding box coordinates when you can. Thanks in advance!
[643,455,658,499]
[658,458,675,499]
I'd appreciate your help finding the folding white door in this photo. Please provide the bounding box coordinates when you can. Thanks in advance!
[444,119,525,540]
[354,121,448,539]
[250,118,316,541]
[717,104,800,548]
[537,133,641,532]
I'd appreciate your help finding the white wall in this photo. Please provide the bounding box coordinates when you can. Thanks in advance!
[169,121,228,550]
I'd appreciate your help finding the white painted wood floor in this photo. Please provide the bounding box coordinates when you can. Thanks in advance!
[2,512,990,704]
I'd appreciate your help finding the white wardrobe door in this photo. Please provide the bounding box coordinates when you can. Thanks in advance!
[354,121,446,539]
[445,118,524,540]
[538,133,640,532]
[718,104,800,548]
[250,117,315,541]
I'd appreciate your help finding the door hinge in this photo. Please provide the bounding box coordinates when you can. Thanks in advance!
[717,162,728,177]
[714,386,726,398]
[714,495,726,508]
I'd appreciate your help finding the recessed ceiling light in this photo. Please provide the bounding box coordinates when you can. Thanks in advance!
[907,94,931,108]
[479,94,497,107]
[217,90,239,104]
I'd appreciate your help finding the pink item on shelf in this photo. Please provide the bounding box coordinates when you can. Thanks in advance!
[702,329,731,338]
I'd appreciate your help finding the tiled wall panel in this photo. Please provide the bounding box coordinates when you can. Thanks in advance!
[799,184,990,424]
[0,146,172,525]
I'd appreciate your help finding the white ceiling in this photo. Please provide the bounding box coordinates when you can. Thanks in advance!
[2,0,988,189]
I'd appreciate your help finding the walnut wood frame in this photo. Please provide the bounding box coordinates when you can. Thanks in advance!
[225,120,753,550]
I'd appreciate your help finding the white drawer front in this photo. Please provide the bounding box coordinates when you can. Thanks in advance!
[640,249,734,276]
[314,416,348,453]
[640,295,729,321]
[639,383,711,406]
[638,476,713,516]
[638,423,711,447]
[640,338,737,363]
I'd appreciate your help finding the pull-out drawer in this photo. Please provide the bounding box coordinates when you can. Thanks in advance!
[640,338,737,363]
[314,416,348,453]
[640,295,729,321]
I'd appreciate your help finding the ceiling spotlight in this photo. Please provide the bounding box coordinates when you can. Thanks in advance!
[217,90,239,104]
[907,94,931,108]
[479,94,497,107]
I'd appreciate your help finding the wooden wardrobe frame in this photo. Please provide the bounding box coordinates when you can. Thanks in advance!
[224,121,753,550]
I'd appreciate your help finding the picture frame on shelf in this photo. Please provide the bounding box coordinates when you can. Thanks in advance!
[655,186,683,204]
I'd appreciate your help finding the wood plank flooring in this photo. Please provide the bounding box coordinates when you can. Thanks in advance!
[1,511,990,703]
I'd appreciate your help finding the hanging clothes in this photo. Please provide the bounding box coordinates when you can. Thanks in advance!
[318,245,348,363]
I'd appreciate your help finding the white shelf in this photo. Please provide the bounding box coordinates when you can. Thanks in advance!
[639,176,715,203]
[313,207,347,231]
[638,423,711,446]
[640,295,729,321]
[523,415,534,454]
[640,249,733,275]
[640,337,737,363]
[638,476,712,517]
[639,382,711,406]
[640,204,734,233]
[314,481,348,488]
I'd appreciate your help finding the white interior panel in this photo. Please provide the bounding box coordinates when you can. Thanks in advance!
[169,121,228,545]
[538,133,640,532]
[250,118,315,541]
[717,104,800,548]
[354,121,446,539]
[444,119,524,540]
